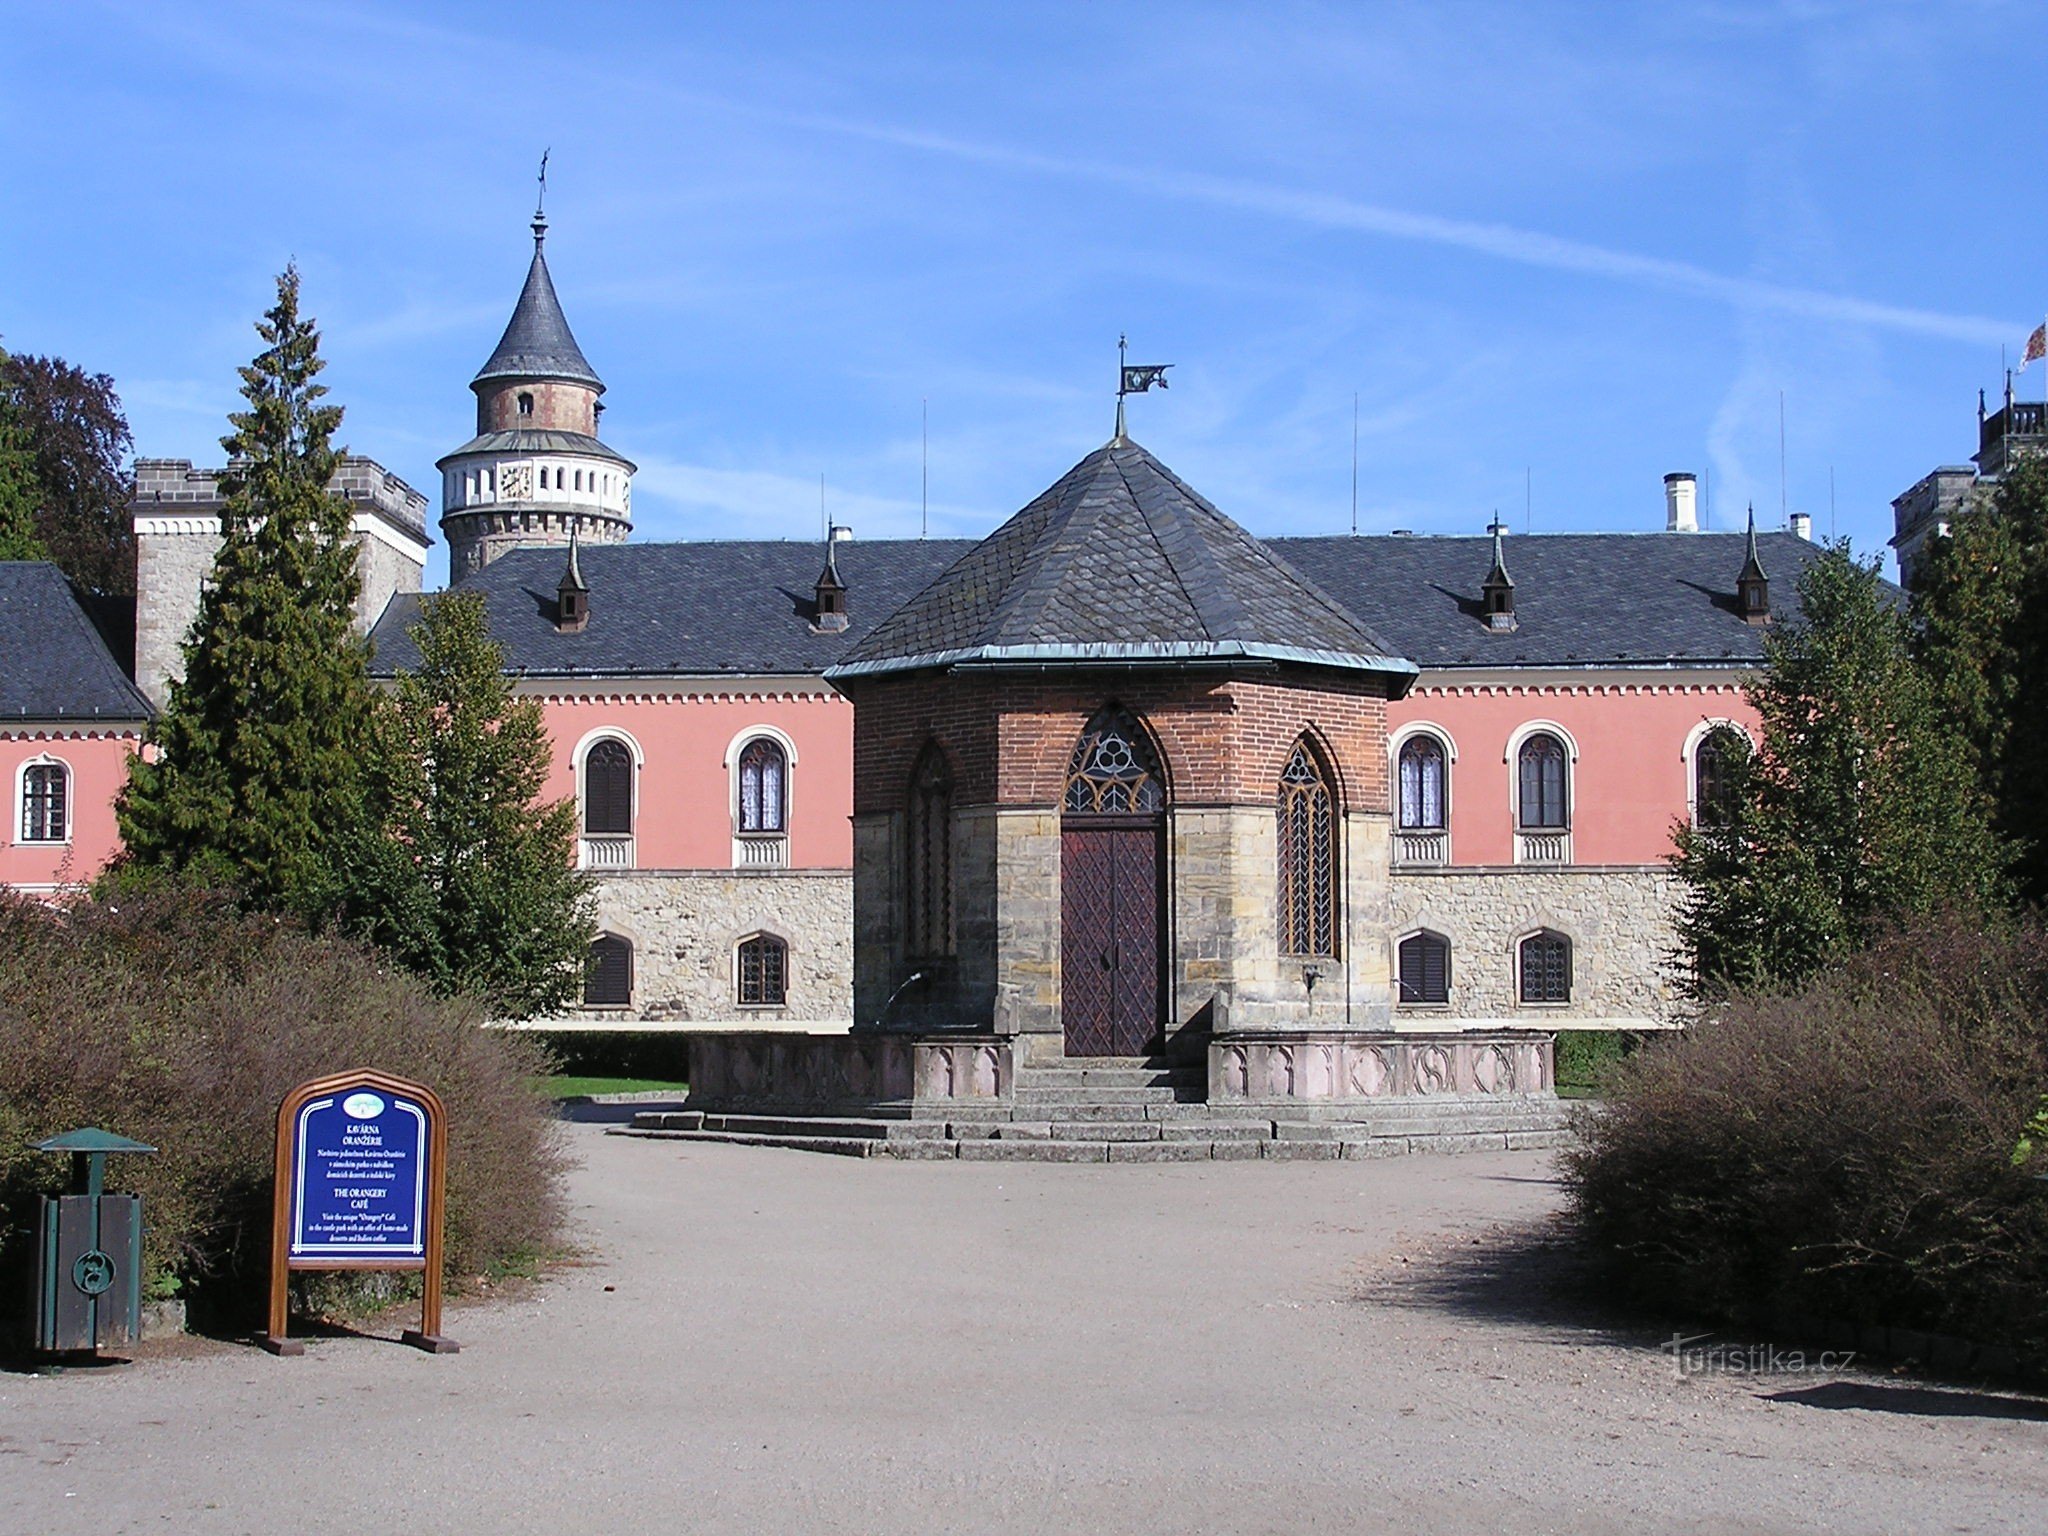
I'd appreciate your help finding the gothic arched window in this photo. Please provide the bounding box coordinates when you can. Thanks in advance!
[584,933,633,1007]
[1277,739,1338,958]
[906,742,953,959]
[1063,706,1165,816]
[582,738,633,835]
[738,738,788,833]
[19,759,70,843]
[1693,727,1748,829]
[737,933,788,1006]
[1397,734,1447,831]
[1517,732,1570,831]
[1397,931,1451,1006]
[1519,930,1572,1005]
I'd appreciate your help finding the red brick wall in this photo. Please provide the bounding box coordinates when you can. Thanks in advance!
[847,666,1391,817]
[477,380,600,436]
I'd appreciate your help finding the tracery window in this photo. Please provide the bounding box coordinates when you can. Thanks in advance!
[906,742,953,959]
[1397,734,1447,831]
[1517,732,1570,830]
[584,933,633,1007]
[582,738,633,835]
[1277,739,1338,958]
[1063,706,1165,815]
[737,933,788,1007]
[1519,930,1572,1005]
[1693,727,1747,829]
[20,760,70,844]
[738,738,788,833]
[1397,931,1450,1006]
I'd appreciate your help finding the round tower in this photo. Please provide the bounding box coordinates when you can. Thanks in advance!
[437,205,634,581]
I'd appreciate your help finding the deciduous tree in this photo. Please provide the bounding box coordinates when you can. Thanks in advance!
[0,350,132,594]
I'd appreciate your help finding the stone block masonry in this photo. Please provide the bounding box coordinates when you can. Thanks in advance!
[1388,865,1680,1028]
[585,869,853,1027]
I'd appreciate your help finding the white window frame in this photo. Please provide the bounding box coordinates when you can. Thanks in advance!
[572,728,643,870]
[1682,718,1754,828]
[1505,720,1578,863]
[725,725,797,868]
[15,754,73,846]
[1389,722,1456,864]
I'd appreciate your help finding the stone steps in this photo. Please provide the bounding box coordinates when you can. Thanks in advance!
[615,1120,1574,1161]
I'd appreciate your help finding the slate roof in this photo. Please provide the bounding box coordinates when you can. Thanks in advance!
[0,563,154,722]
[367,540,972,679]
[1279,531,1830,667]
[435,428,636,473]
[364,509,1843,682]
[472,235,603,392]
[828,438,1415,681]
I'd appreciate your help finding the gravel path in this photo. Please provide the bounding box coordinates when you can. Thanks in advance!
[5,1121,2044,1534]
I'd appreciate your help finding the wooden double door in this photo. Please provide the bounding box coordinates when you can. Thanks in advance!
[1059,817,1165,1057]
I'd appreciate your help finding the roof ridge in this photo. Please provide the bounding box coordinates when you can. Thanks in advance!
[1112,448,1232,643]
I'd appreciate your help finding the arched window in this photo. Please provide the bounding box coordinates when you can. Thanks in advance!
[582,738,633,835]
[1277,739,1338,958]
[1517,732,1570,830]
[1519,930,1572,1005]
[1397,931,1450,1006]
[19,759,69,843]
[1693,727,1748,829]
[1397,734,1447,831]
[738,738,788,833]
[584,933,633,1007]
[906,742,953,959]
[737,933,788,1006]
[517,391,534,417]
[1063,705,1165,815]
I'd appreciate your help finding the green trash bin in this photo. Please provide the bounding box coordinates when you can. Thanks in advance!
[33,1128,156,1356]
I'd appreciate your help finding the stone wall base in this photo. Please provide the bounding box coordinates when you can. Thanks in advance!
[687,1031,1012,1116]
[1209,1029,1553,1106]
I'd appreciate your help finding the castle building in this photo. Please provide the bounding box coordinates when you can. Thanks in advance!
[1892,378,2048,586]
[11,209,1838,1134]
[436,203,634,580]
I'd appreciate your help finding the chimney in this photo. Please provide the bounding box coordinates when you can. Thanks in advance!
[556,530,589,633]
[1480,520,1516,632]
[1664,472,1698,533]
[1789,511,1812,541]
[813,525,851,633]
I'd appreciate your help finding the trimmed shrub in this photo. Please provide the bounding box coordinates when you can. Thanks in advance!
[0,887,564,1331]
[1562,913,2048,1358]
[1553,1029,1638,1097]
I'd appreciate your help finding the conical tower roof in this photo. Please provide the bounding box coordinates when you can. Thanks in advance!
[827,437,1415,682]
[472,215,603,393]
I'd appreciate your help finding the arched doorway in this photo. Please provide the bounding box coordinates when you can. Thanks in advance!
[1060,705,1167,1057]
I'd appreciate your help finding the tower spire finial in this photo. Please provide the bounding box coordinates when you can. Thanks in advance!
[533,148,550,246]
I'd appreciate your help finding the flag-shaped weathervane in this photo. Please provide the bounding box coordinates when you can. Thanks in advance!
[1114,334,1171,439]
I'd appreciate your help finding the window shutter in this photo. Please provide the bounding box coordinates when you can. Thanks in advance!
[584,935,632,1006]
[584,741,632,835]
[1398,934,1448,1005]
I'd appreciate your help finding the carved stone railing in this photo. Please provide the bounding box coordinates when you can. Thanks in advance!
[1394,829,1449,867]
[687,1032,1011,1114]
[1514,829,1570,865]
[1209,1030,1553,1105]
[579,834,635,871]
[733,834,789,869]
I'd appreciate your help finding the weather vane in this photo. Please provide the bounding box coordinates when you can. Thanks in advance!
[1115,333,1171,440]
[537,148,550,213]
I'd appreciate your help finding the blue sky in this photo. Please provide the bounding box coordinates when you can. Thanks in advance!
[5,1,2044,584]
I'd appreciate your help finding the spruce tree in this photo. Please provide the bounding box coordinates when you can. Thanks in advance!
[1912,456,2048,900]
[1671,543,2004,993]
[114,266,374,919]
[0,349,50,561]
[342,589,595,1019]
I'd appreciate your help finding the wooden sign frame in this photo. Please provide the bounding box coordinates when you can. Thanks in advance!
[261,1068,457,1356]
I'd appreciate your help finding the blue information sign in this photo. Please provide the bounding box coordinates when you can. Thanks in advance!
[288,1083,431,1261]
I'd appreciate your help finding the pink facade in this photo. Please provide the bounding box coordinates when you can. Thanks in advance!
[1386,679,1758,866]
[537,690,855,869]
[0,732,144,890]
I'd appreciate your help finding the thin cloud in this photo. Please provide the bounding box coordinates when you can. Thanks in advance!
[776,111,2013,347]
